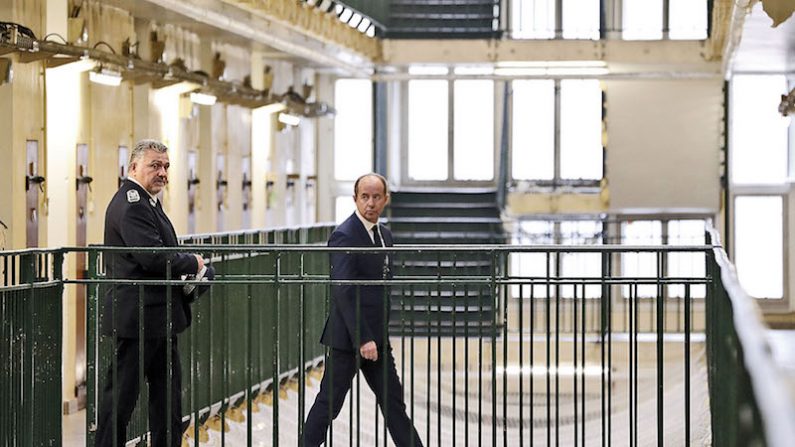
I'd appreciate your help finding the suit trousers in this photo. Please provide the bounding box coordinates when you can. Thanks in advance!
[303,345,423,447]
[95,337,183,447]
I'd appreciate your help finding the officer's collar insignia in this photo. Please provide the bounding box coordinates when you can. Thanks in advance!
[126,189,140,203]
[149,198,157,207]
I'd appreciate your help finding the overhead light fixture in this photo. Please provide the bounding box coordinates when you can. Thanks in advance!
[189,91,217,106]
[277,112,300,126]
[256,102,287,114]
[89,66,122,86]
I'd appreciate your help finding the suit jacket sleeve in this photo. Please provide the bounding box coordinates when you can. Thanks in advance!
[329,230,375,347]
[119,203,198,277]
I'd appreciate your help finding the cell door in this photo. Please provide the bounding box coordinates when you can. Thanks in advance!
[25,141,41,248]
[187,151,199,235]
[118,146,128,188]
[75,143,91,396]
[241,156,251,229]
[216,154,226,232]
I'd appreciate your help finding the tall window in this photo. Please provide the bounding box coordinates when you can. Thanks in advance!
[669,0,708,39]
[623,0,663,40]
[731,74,789,300]
[734,196,784,299]
[408,73,449,181]
[731,75,789,185]
[624,0,707,40]
[334,79,372,181]
[561,0,600,40]
[512,79,603,184]
[454,79,495,180]
[407,67,495,183]
[560,79,603,180]
[511,0,599,39]
[511,0,555,39]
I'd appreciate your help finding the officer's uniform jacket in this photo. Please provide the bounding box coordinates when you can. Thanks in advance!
[102,179,199,339]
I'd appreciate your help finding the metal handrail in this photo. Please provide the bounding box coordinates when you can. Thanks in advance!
[707,226,795,447]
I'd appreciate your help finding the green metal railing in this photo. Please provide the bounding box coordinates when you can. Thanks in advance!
[706,229,795,446]
[3,227,795,446]
[1,249,63,447]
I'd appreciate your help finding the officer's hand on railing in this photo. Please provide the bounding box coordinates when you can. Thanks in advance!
[360,341,378,362]
[194,254,205,273]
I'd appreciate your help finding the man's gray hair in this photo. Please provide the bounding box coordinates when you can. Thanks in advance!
[129,139,168,166]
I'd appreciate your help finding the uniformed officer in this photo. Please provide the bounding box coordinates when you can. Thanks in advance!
[95,139,212,447]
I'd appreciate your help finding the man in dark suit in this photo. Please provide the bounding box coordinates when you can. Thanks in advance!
[96,139,212,447]
[303,173,423,447]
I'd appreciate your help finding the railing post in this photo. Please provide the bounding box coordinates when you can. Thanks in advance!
[86,248,99,445]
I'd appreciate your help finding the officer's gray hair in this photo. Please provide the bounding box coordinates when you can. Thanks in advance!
[129,139,168,166]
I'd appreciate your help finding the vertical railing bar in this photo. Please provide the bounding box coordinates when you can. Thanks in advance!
[501,253,508,447]
[411,282,417,447]
[222,250,229,447]
[519,282,524,447]
[607,251,613,447]
[581,282,586,445]
[628,281,634,447]
[246,251,253,447]
[327,280,334,447]
[273,253,281,447]
[656,250,664,447]
[478,280,483,447]
[685,282,691,445]
[452,252,458,446]
[437,255,442,447]
[86,249,97,446]
[429,283,433,447]
[573,281,579,447]
[546,251,551,447]
[464,281,469,447]
[555,252,561,447]
[166,257,172,447]
[356,284,361,447]
[530,279,535,447]
[633,281,639,447]
[299,252,306,445]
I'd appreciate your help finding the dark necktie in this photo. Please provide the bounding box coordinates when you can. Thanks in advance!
[372,226,383,247]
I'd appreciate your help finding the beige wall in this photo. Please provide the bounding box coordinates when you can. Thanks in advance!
[606,79,723,213]
[0,0,46,250]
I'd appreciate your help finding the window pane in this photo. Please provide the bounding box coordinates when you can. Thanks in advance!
[409,80,448,180]
[735,196,783,299]
[563,0,600,40]
[669,0,707,39]
[560,221,603,298]
[621,220,662,297]
[667,219,706,298]
[335,195,355,224]
[623,0,662,40]
[454,80,494,180]
[731,75,789,185]
[334,79,372,181]
[560,80,603,180]
[512,80,555,180]
[511,221,555,298]
[511,0,555,39]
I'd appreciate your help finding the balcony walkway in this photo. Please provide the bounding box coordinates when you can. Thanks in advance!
[64,336,712,446]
